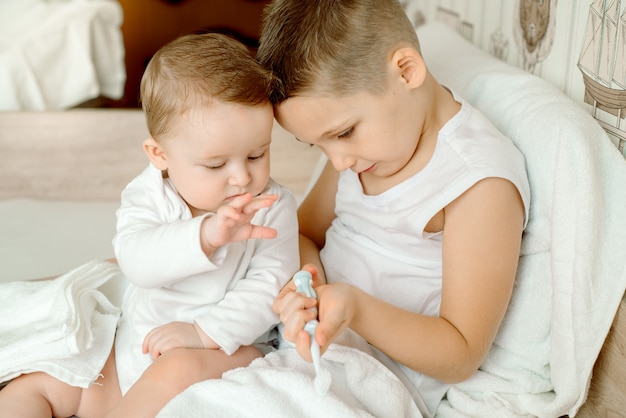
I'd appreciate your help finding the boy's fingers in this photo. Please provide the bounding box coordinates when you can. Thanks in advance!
[275,292,317,324]
[301,264,324,287]
[295,330,313,362]
[316,304,349,350]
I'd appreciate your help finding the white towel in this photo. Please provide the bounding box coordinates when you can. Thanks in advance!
[158,341,423,418]
[418,23,626,417]
[0,260,122,388]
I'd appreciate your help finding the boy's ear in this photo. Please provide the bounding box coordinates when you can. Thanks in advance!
[143,137,168,171]
[391,47,427,88]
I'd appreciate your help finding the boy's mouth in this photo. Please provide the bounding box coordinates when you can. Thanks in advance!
[360,163,376,174]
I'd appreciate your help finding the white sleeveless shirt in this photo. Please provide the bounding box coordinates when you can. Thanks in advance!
[320,96,530,416]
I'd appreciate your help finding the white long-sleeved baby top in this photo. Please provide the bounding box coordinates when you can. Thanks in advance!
[112,164,300,395]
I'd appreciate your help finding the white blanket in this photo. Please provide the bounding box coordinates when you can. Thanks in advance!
[418,23,626,417]
[0,260,121,388]
[158,341,423,418]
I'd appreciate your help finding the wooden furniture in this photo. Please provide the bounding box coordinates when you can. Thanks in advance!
[112,0,270,108]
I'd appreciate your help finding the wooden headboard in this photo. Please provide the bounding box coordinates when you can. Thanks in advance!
[112,0,270,108]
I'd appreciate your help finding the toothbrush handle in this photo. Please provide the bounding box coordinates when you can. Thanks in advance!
[293,270,317,298]
[293,270,318,315]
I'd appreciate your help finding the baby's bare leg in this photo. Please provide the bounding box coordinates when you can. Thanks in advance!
[0,372,81,418]
[0,348,120,418]
[106,345,262,418]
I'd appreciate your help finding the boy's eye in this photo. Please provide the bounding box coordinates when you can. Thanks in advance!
[295,137,315,148]
[249,151,267,161]
[338,127,354,139]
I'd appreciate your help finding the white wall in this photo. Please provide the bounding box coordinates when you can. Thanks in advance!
[404,0,626,156]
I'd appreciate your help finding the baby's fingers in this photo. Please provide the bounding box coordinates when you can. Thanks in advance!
[142,329,163,360]
[242,194,278,215]
[249,224,277,240]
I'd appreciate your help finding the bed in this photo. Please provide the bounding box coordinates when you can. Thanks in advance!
[0,0,125,110]
[1,22,625,417]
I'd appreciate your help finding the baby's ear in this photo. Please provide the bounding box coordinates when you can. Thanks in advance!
[142,137,168,171]
[391,47,426,88]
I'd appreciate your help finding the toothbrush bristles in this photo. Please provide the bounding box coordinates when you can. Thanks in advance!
[310,338,330,395]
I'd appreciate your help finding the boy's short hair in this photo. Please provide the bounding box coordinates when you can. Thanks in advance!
[141,33,273,139]
[257,0,420,104]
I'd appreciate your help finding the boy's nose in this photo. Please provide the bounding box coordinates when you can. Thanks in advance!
[329,154,356,172]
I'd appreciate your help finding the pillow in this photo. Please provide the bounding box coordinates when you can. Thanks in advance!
[417,22,626,417]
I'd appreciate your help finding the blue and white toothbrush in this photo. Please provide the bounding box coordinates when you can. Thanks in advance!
[293,270,331,395]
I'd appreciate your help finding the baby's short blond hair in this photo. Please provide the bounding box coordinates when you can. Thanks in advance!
[141,33,273,139]
[257,0,420,104]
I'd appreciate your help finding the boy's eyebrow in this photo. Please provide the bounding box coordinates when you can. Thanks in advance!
[291,122,350,144]
[320,122,350,139]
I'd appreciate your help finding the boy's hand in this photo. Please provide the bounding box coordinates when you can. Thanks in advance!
[201,193,278,256]
[142,321,218,360]
[298,282,356,360]
[274,264,352,361]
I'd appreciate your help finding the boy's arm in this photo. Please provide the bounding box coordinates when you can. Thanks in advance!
[297,160,339,283]
[312,177,525,383]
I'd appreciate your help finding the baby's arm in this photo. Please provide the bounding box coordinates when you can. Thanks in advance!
[114,171,278,288]
[194,187,300,355]
[113,171,219,287]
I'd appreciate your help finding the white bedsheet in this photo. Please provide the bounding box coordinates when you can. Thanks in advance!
[0,0,125,110]
[0,199,118,282]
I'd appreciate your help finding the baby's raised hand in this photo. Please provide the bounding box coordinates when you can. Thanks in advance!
[200,193,278,255]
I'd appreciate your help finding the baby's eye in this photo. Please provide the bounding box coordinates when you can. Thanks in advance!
[206,163,225,170]
[338,127,354,139]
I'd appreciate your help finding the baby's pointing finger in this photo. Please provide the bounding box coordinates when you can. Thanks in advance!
[249,225,277,240]
[242,194,278,215]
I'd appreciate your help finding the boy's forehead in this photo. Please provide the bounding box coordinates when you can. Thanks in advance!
[275,95,356,140]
